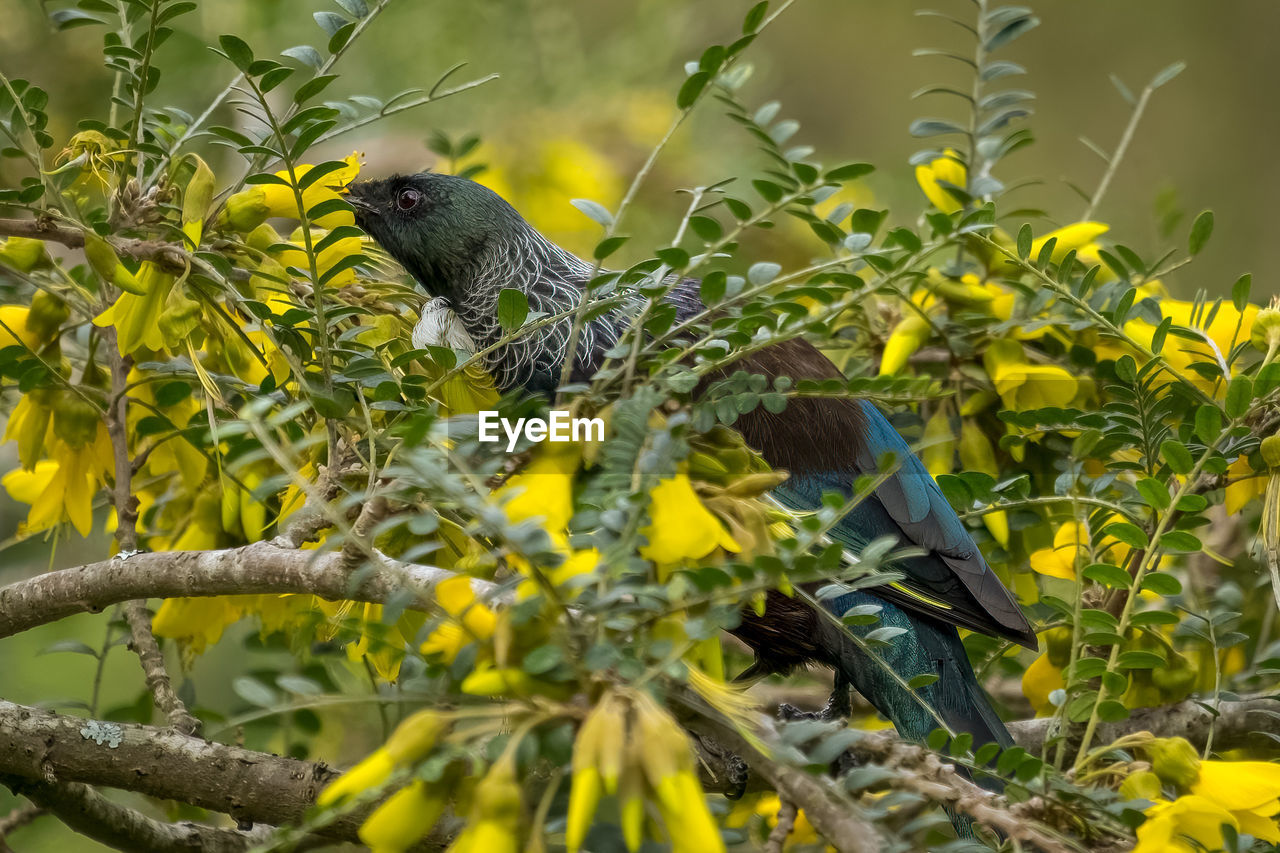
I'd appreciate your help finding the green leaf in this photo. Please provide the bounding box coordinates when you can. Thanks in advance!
[570,198,613,227]
[747,262,780,286]
[689,215,722,242]
[743,0,768,33]
[593,236,628,260]
[677,71,710,109]
[497,288,529,332]
[1096,700,1130,723]
[1188,210,1214,255]
[1016,223,1032,259]
[1187,404,1218,445]
[1158,530,1202,552]
[38,639,99,657]
[826,162,875,182]
[282,45,324,69]
[1082,563,1132,589]
[1232,273,1252,312]
[1135,477,1171,509]
[1225,376,1253,418]
[1159,439,1193,474]
[1103,522,1148,549]
[218,34,254,72]
[232,676,279,708]
[1141,572,1182,596]
[1150,61,1186,89]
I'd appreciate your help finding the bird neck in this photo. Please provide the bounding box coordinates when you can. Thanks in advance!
[447,223,623,393]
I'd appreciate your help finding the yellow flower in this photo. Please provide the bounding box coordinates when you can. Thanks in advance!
[275,227,365,286]
[639,473,740,567]
[93,262,176,355]
[633,691,725,853]
[445,756,521,853]
[318,709,449,807]
[358,780,448,853]
[879,311,933,375]
[152,596,247,657]
[1029,521,1086,580]
[1193,760,1280,843]
[1029,222,1109,264]
[495,443,580,532]
[984,338,1078,410]
[435,575,497,641]
[259,151,362,229]
[0,305,40,351]
[3,409,113,537]
[1133,795,1236,853]
[957,420,1009,548]
[914,148,967,214]
[1020,652,1065,715]
[1093,298,1258,395]
[477,138,621,256]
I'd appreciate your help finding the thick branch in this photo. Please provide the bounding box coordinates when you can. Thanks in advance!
[0,775,275,853]
[0,541,489,639]
[1010,695,1280,760]
[0,699,452,849]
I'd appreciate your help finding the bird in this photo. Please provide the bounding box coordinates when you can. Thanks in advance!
[346,172,1037,778]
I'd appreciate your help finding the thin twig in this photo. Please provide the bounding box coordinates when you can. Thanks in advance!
[763,800,798,853]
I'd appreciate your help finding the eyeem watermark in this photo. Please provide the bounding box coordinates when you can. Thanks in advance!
[478,410,604,452]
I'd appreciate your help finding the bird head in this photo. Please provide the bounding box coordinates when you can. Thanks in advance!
[345,172,528,296]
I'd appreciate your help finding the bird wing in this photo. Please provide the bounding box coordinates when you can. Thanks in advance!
[772,399,1035,649]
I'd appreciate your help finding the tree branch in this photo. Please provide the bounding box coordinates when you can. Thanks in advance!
[121,600,202,736]
[0,217,190,274]
[0,774,277,853]
[0,540,491,639]
[1010,694,1280,760]
[0,699,450,849]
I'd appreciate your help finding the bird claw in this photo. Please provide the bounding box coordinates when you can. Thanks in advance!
[724,753,750,800]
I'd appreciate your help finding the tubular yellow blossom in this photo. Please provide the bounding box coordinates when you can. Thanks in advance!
[0,236,48,272]
[1030,222,1109,264]
[984,338,1078,410]
[639,473,740,567]
[316,748,397,808]
[259,151,362,229]
[0,305,40,352]
[921,408,956,478]
[957,420,1009,547]
[181,155,216,248]
[878,312,932,376]
[914,148,967,214]
[1133,795,1236,853]
[384,709,450,765]
[446,756,521,853]
[633,692,725,853]
[1020,652,1064,715]
[1028,521,1086,579]
[358,780,448,853]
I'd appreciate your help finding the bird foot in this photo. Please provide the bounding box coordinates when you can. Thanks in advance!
[778,682,852,723]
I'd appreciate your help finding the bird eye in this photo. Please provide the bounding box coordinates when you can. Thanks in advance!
[396,188,422,211]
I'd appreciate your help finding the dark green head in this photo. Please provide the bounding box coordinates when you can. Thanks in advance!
[346,172,529,296]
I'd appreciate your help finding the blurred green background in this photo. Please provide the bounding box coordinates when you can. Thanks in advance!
[0,0,1275,847]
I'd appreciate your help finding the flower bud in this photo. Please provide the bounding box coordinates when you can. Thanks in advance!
[26,291,69,344]
[0,237,48,272]
[384,709,450,765]
[83,233,145,295]
[52,391,101,448]
[879,312,931,376]
[358,780,447,853]
[1119,769,1163,802]
[181,155,216,247]
[222,187,270,233]
[1261,435,1280,470]
[1251,306,1280,352]
[1147,737,1201,791]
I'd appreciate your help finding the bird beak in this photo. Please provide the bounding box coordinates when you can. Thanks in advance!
[343,187,380,216]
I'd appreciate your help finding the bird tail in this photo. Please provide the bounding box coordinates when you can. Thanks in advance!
[820,591,1012,780]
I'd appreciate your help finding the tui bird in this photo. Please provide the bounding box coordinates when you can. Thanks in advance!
[347,172,1037,769]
